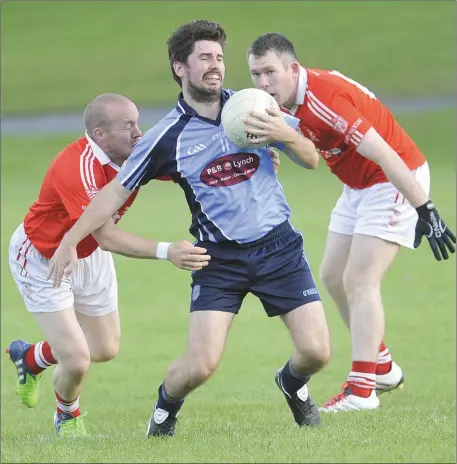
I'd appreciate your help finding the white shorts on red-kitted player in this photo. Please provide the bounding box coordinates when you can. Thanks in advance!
[9,223,118,316]
[328,162,430,248]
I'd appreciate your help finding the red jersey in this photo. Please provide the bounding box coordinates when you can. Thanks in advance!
[24,135,139,259]
[291,68,426,189]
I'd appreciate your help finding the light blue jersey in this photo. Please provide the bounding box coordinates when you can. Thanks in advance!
[117,89,298,244]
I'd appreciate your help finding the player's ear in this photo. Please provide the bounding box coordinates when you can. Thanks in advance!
[173,61,186,79]
[93,127,104,141]
[290,61,300,75]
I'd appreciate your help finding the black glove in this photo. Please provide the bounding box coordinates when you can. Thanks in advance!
[414,200,456,261]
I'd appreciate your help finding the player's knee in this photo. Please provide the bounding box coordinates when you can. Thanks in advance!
[315,343,331,369]
[295,324,331,372]
[319,264,343,292]
[90,341,119,362]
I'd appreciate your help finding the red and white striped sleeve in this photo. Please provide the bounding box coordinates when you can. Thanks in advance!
[306,89,372,148]
[53,144,106,220]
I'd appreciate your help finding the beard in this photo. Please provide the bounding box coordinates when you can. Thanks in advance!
[187,77,222,103]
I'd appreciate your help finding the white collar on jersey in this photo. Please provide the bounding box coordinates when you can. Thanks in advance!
[85,132,112,166]
[289,66,308,115]
[295,66,308,105]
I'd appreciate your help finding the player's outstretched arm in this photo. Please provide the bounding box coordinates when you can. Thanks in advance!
[93,221,210,270]
[244,108,319,169]
[47,178,132,287]
[71,178,131,244]
[357,128,456,261]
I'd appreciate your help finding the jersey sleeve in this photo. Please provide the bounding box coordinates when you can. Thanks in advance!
[269,113,301,152]
[308,89,373,148]
[52,156,106,220]
[117,116,183,191]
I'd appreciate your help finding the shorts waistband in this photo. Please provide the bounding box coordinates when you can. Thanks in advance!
[208,220,293,249]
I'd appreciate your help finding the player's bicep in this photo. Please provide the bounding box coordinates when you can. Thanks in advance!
[107,177,133,204]
[117,124,172,190]
[357,127,395,163]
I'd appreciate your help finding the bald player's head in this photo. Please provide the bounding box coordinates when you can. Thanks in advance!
[83,93,132,135]
[83,93,142,166]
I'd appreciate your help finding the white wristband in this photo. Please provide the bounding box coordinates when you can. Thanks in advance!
[156,242,171,260]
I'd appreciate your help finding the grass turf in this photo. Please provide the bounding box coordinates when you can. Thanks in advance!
[1,109,455,462]
[1,1,455,114]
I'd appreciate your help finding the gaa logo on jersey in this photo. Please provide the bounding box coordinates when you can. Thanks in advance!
[200,153,260,187]
[332,116,349,134]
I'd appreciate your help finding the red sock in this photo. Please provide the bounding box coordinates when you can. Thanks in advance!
[55,391,80,418]
[376,340,393,375]
[347,361,377,398]
[24,341,57,375]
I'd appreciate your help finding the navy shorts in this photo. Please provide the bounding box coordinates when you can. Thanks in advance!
[190,221,321,317]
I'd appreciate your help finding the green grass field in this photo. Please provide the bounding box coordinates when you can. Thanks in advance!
[1,1,455,114]
[1,109,455,463]
[1,1,455,461]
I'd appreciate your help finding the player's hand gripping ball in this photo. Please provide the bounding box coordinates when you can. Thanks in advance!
[222,88,280,148]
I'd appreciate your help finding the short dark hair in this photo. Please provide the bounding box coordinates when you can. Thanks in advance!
[248,32,297,60]
[167,20,227,87]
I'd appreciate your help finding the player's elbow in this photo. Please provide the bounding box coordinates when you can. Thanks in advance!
[92,228,113,252]
[288,150,319,169]
[296,144,320,170]
[299,153,319,170]
[307,154,320,170]
[96,236,112,252]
